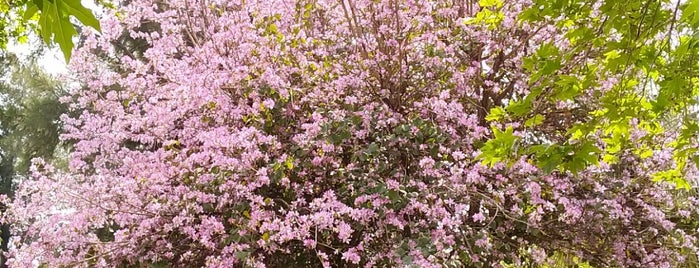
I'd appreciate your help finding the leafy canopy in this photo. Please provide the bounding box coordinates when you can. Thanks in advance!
[0,0,101,61]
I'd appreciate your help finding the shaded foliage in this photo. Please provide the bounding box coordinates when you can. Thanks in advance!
[0,53,68,266]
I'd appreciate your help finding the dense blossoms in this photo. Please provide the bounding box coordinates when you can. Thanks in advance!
[4,0,699,267]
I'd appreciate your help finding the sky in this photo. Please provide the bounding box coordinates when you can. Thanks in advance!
[7,40,68,76]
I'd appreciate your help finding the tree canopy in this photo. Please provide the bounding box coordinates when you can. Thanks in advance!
[0,54,68,267]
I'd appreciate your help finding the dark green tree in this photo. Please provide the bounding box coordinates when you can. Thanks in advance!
[0,53,68,267]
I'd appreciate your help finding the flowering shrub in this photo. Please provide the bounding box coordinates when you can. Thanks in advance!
[4,0,699,267]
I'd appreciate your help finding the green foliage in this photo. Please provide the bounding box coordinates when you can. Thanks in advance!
[682,0,699,28]
[526,140,599,175]
[524,114,545,127]
[0,0,33,49]
[464,0,504,28]
[479,126,518,167]
[483,0,699,184]
[0,0,101,61]
[0,54,68,268]
[0,55,68,177]
[479,0,503,8]
[652,168,691,190]
[523,42,562,84]
[485,106,507,122]
[32,0,101,61]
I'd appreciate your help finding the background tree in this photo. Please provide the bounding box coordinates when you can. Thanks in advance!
[0,53,68,267]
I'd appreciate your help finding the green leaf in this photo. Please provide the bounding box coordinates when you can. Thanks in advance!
[479,0,503,8]
[17,35,28,44]
[506,99,532,116]
[604,49,621,62]
[568,123,593,141]
[55,13,78,62]
[43,1,78,62]
[235,250,251,261]
[60,0,101,31]
[284,156,294,170]
[524,114,545,127]
[464,7,504,28]
[387,190,401,203]
[682,0,699,27]
[32,0,44,9]
[536,43,559,58]
[554,75,583,100]
[478,126,518,167]
[541,58,562,75]
[564,141,601,174]
[38,0,53,44]
[23,3,40,21]
[365,142,380,156]
[485,106,506,122]
[692,155,699,168]
[539,156,563,174]
[32,0,99,61]
[529,144,564,174]
[637,148,653,159]
[652,169,691,190]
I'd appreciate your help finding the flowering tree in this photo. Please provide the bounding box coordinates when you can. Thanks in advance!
[0,57,69,268]
[4,0,699,267]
